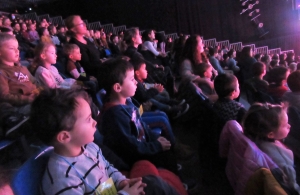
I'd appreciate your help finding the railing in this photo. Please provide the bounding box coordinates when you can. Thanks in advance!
[229,42,243,51]
[203,38,216,48]
[87,22,101,31]
[22,12,38,21]
[49,16,64,26]
[113,25,126,34]
[216,40,230,48]
[254,46,268,54]
[165,33,178,41]
[281,50,294,54]
[101,23,114,34]
[268,48,281,55]
[243,44,255,52]
[37,14,50,22]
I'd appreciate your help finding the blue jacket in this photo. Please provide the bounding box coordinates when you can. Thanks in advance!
[100,99,162,166]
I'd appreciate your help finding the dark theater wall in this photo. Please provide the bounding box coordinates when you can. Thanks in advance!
[38,0,300,43]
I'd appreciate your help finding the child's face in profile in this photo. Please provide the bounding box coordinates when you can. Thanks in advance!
[68,97,97,147]
[135,63,148,80]
[70,48,82,61]
[268,111,290,140]
[204,66,213,79]
[119,69,137,98]
[42,45,57,65]
[232,78,240,99]
[0,39,19,66]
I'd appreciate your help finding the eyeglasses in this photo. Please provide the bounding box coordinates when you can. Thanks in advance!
[74,22,86,27]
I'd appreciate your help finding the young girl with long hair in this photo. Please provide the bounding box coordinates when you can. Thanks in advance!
[243,103,299,193]
[32,43,76,89]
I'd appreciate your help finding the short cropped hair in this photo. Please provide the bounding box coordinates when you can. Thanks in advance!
[267,66,289,86]
[287,70,300,92]
[130,56,146,71]
[0,33,16,46]
[101,58,134,95]
[63,43,79,56]
[214,73,238,98]
[252,62,266,77]
[30,88,90,145]
[193,62,211,77]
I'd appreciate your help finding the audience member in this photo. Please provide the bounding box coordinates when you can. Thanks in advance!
[267,66,290,101]
[30,88,148,195]
[243,103,300,194]
[32,43,77,89]
[100,58,178,174]
[213,73,246,123]
[282,70,300,110]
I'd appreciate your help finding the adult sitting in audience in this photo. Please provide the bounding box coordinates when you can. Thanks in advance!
[65,15,102,77]
[237,46,257,84]
[180,35,215,89]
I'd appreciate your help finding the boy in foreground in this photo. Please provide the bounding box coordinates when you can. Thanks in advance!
[30,88,146,195]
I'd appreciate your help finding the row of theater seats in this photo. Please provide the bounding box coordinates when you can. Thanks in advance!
[20,12,294,56]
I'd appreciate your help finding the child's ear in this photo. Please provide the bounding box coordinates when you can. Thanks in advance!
[134,70,140,77]
[113,83,122,92]
[40,53,46,60]
[267,132,275,139]
[68,54,73,59]
[56,131,71,143]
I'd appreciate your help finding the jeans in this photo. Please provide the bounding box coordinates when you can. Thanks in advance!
[142,111,175,145]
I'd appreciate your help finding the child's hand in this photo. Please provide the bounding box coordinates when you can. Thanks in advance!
[154,84,164,92]
[119,178,146,195]
[157,136,171,151]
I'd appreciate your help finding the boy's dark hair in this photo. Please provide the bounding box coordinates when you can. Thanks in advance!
[63,43,79,56]
[30,88,90,145]
[101,58,134,95]
[194,62,211,77]
[287,70,300,92]
[267,66,289,86]
[130,56,146,71]
[252,62,266,77]
[214,73,238,98]
[208,47,218,56]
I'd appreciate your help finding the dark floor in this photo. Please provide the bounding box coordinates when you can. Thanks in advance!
[172,119,234,195]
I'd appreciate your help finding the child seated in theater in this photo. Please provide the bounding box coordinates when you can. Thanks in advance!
[0,34,39,137]
[63,43,98,93]
[100,58,178,174]
[38,27,52,44]
[267,66,290,101]
[29,88,147,195]
[193,62,216,96]
[27,23,39,45]
[283,70,300,111]
[31,42,77,89]
[213,73,246,123]
[243,103,300,194]
[131,57,189,119]
[246,61,269,93]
